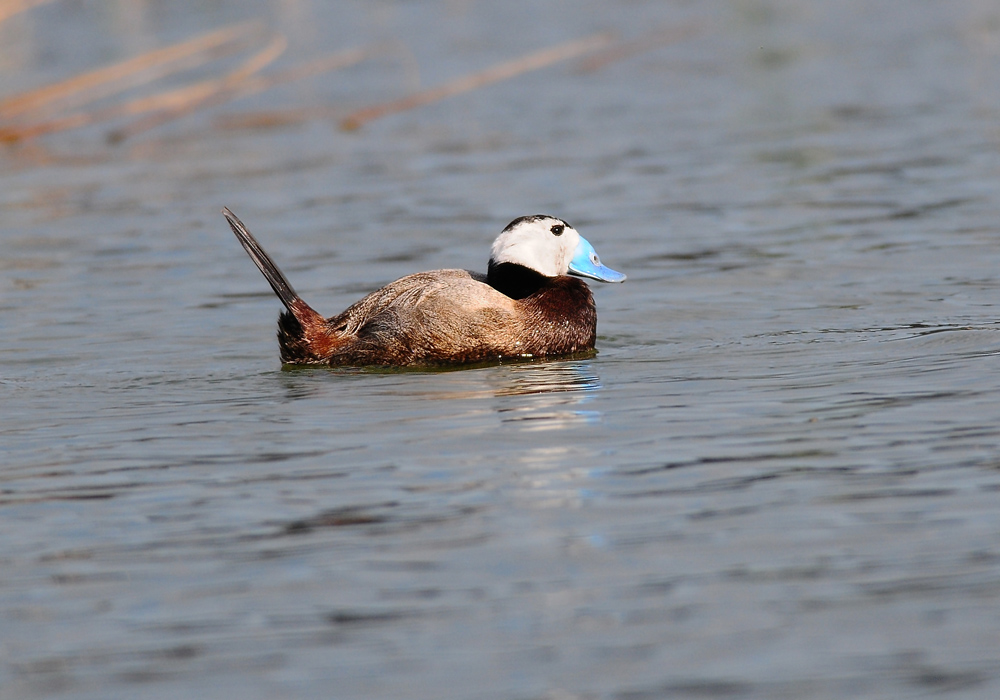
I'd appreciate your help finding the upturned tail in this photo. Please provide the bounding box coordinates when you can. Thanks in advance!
[222,207,336,364]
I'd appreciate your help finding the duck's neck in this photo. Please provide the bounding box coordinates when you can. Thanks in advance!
[487,261,549,300]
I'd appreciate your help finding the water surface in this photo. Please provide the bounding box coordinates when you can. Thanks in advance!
[2,1,1000,698]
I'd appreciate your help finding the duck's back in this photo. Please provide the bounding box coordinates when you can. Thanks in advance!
[278,269,596,366]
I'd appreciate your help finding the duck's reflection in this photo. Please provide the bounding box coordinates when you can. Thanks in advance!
[490,359,603,432]
[271,358,605,505]
[273,357,604,435]
[488,361,604,510]
[493,359,601,397]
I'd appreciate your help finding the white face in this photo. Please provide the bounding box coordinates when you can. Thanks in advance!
[489,216,581,277]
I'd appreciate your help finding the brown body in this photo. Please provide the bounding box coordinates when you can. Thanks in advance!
[224,209,597,367]
[280,270,596,366]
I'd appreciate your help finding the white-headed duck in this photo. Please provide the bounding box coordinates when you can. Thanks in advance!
[223,208,624,366]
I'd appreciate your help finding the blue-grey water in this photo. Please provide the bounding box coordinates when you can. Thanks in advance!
[3,1,1000,698]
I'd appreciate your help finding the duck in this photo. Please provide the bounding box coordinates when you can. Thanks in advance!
[222,208,625,366]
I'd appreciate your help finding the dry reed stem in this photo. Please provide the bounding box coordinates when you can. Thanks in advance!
[0,20,263,120]
[339,31,615,131]
[0,40,375,144]
[0,32,283,143]
[106,41,376,143]
[0,74,234,142]
[214,107,341,130]
[106,33,288,143]
[243,43,376,94]
[0,0,55,26]
[574,23,702,73]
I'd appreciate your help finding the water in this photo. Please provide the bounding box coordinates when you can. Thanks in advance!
[2,1,1000,698]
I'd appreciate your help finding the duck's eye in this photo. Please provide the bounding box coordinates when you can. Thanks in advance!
[550,224,564,236]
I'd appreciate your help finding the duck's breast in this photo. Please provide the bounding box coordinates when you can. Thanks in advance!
[517,276,597,356]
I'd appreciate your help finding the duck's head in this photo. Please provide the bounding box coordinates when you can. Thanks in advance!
[489,215,626,283]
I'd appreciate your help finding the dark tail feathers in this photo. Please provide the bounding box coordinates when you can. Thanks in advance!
[223,207,301,312]
[223,207,335,364]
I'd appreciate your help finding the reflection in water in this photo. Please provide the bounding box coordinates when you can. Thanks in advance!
[492,360,602,432]
[493,359,601,397]
[491,362,604,506]
[272,358,603,408]
[268,359,605,509]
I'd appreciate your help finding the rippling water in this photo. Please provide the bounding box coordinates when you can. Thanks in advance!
[3,1,1000,698]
